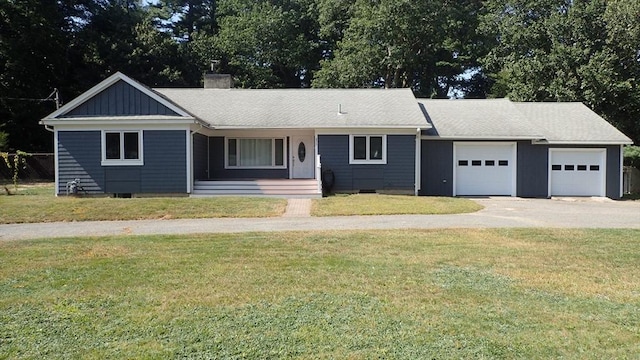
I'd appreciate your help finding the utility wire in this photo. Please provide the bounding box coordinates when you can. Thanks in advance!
[0,89,61,109]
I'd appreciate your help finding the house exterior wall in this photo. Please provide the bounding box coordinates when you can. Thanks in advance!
[56,130,187,195]
[318,135,415,192]
[66,80,179,117]
[57,131,105,194]
[419,140,453,196]
[193,133,208,180]
[419,140,624,199]
[208,136,289,179]
[516,141,548,197]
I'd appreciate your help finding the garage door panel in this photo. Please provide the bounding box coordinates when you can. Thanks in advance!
[455,143,515,196]
[549,149,605,197]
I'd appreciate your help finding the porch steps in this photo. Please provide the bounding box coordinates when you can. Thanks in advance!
[192,179,322,197]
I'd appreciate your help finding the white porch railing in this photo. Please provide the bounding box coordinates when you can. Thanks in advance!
[316,154,322,194]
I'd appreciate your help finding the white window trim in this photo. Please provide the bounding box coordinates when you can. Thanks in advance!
[349,134,387,165]
[101,130,144,166]
[224,137,288,169]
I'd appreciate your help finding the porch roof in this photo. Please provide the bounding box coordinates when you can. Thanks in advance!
[154,87,429,129]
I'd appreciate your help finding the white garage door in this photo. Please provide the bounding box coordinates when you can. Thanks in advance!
[454,143,516,196]
[549,149,606,196]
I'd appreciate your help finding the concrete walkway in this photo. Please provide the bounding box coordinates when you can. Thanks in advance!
[0,197,638,241]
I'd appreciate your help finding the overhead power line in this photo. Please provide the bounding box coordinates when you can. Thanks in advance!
[1,89,61,109]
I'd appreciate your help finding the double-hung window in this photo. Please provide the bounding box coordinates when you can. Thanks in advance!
[349,135,386,164]
[101,130,143,166]
[226,138,286,168]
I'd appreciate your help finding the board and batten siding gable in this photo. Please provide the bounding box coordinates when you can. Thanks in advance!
[57,131,105,194]
[64,80,180,117]
[318,135,415,192]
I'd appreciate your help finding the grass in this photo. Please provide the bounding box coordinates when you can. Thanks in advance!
[1,229,638,358]
[0,183,286,223]
[312,193,483,216]
[0,183,482,223]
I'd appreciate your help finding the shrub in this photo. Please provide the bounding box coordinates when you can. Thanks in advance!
[624,145,640,169]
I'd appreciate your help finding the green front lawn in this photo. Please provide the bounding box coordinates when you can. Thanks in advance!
[1,184,482,223]
[0,184,286,223]
[312,193,483,216]
[1,229,638,358]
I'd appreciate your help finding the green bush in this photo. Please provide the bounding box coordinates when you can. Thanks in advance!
[624,145,640,169]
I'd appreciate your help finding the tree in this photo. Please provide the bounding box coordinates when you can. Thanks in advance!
[312,0,488,98]
[480,0,640,143]
[0,0,88,151]
[213,0,321,88]
[75,1,186,87]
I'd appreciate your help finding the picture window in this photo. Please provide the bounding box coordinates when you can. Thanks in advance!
[226,138,286,168]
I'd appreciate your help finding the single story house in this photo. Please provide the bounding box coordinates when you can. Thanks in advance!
[40,72,633,199]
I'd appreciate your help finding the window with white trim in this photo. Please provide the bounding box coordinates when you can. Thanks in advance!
[101,130,143,166]
[225,138,286,168]
[349,135,386,164]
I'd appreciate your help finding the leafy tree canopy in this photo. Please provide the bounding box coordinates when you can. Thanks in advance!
[0,0,638,151]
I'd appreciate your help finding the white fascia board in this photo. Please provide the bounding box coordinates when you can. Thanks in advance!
[315,127,422,135]
[43,72,192,120]
[422,135,542,141]
[534,140,634,145]
[46,123,193,132]
[40,117,197,127]
[211,129,314,138]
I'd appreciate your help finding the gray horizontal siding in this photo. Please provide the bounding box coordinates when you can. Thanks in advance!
[57,130,187,195]
[193,133,208,180]
[66,80,179,117]
[517,141,548,197]
[140,130,187,193]
[318,135,415,192]
[57,131,105,194]
[419,140,453,196]
[420,140,623,199]
[208,137,289,179]
[605,145,622,199]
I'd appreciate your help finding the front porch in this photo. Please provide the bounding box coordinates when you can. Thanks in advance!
[191,129,321,197]
[191,179,322,197]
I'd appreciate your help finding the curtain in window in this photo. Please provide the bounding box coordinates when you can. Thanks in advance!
[239,139,272,166]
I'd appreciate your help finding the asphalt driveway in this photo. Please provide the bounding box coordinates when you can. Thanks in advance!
[1,197,638,241]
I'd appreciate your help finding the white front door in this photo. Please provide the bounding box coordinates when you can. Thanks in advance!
[291,135,315,178]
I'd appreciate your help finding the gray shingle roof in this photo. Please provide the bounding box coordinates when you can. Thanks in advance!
[154,88,429,129]
[418,98,632,144]
[513,102,632,144]
[417,98,542,139]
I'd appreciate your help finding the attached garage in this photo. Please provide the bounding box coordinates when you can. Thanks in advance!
[549,149,606,197]
[454,142,516,196]
[418,99,631,199]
